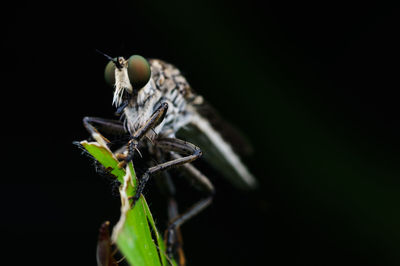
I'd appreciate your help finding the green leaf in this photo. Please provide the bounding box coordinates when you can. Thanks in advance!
[80,141,175,266]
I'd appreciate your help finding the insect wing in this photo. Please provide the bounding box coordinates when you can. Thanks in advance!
[177,102,257,189]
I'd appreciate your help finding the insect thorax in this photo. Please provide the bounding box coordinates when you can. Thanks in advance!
[123,59,196,137]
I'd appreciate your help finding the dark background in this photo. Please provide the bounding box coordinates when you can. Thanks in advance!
[2,1,399,265]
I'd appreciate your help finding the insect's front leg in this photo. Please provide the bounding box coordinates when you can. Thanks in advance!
[83,116,126,144]
[117,102,168,168]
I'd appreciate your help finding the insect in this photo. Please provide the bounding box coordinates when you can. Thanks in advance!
[84,51,257,265]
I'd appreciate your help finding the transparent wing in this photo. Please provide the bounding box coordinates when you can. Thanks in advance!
[177,101,257,189]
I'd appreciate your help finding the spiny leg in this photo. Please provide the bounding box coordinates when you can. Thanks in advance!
[132,138,215,260]
[165,197,213,256]
[164,158,215,257]
[130,137,202,206]
[172,154,215,194]
[153,139,178,197]
[152,151,186,265]
[83,116,126,143]
[117,102,169,168]
[166,198,186,266]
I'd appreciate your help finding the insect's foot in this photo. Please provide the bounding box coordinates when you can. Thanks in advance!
[165,225,177,257]
[129,188,142,205]
[128,139,142,158]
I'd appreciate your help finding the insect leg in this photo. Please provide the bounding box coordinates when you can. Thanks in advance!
[165,197,213,256]
[164,158,215,257]
[118,102,168,167]
[83,116,126,141]
[166,197,186,266]
[130,137,202,205]
[153,152,186,265]
[173,155,215,194]
[132,138,214,260]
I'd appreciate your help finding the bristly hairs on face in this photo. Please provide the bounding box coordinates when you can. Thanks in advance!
[112,58,133,108]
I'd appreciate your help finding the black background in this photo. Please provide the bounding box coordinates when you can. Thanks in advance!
[2,1,400,265]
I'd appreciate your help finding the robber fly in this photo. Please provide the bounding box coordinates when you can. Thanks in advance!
[84,52,257,265]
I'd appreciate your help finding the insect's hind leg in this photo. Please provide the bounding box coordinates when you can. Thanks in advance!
[164,159,215,258]
[165,197,213,257]
[132,138,214,263]
[153,150,187,265]
[166,197,186,266]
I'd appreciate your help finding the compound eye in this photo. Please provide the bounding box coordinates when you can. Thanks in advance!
[127,55,151,89]
[104,59,116,87]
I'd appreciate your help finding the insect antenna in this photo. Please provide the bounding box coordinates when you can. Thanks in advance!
[95,49,115,61]
[95,49,123,69]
